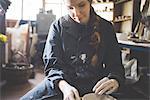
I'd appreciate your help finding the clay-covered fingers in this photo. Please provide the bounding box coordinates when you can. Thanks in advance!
[72,88,80,100]
[105,79,119,95]
[64,88,80,100]
[94,79,113,95]
[64,91,74,100]
[59,80,80,100]
[93,77,119,95]
[92,77,109,92]
[68,94,75,100]
[98,83,113,95]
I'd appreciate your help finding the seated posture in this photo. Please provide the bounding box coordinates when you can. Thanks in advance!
[21,0,125,99]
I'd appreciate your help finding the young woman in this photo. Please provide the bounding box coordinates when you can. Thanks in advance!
[21,0,125,99]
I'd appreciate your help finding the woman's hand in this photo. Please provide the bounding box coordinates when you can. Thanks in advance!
[92,77,119,95]
[58,80,81,100]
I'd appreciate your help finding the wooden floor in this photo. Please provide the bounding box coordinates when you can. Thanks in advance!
[0,68,45,100]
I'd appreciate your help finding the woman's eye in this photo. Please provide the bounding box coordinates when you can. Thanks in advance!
[67,6,74,10]
[78,3,85,8]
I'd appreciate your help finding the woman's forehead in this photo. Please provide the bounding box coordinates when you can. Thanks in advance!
[63,0,88,5]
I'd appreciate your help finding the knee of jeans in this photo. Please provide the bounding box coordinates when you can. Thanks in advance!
[20,95,34,100]
[20,91,39,100]
[20,79,48,100]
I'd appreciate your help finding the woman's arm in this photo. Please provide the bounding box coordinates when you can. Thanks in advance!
[103,22,125,87]
[93,21,125,95]
[43,20,65,89]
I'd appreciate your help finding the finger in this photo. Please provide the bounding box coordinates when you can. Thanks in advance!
[64,97,69,100]
[105,79,119,94]
[68,94,76,100]
[70,90,76,100]
[98,84,113,95]
[105,87,116,95]
[64,90,75,100]
[95,79,112,94]
[73,88,80,100]
[93,77,109,92]
[67,97,70,100]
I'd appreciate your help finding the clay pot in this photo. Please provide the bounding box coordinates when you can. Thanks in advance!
[82,93,116,100]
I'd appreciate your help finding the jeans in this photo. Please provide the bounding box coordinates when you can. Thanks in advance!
[20,78,56,100]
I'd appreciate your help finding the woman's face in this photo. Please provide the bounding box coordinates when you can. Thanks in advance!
[64,0,91,25]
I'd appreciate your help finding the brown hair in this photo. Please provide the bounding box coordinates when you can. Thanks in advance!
[63,0,92,4]
[88,0,92,3]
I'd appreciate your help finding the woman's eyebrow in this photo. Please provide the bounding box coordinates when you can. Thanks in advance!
[78,1,85,5]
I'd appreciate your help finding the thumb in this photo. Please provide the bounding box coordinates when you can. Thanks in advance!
[73,88,80,100]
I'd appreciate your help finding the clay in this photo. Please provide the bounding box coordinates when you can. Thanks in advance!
[82,93,116,100]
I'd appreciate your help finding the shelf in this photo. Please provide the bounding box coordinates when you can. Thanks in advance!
[92,2,114,21]
[113,16,131,23]
[113,0,141,34]
[92,0,114,3]
[113,18,131,23]
[114,0,131,5]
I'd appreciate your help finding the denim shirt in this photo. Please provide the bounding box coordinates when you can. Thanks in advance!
[43,7,125,95]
